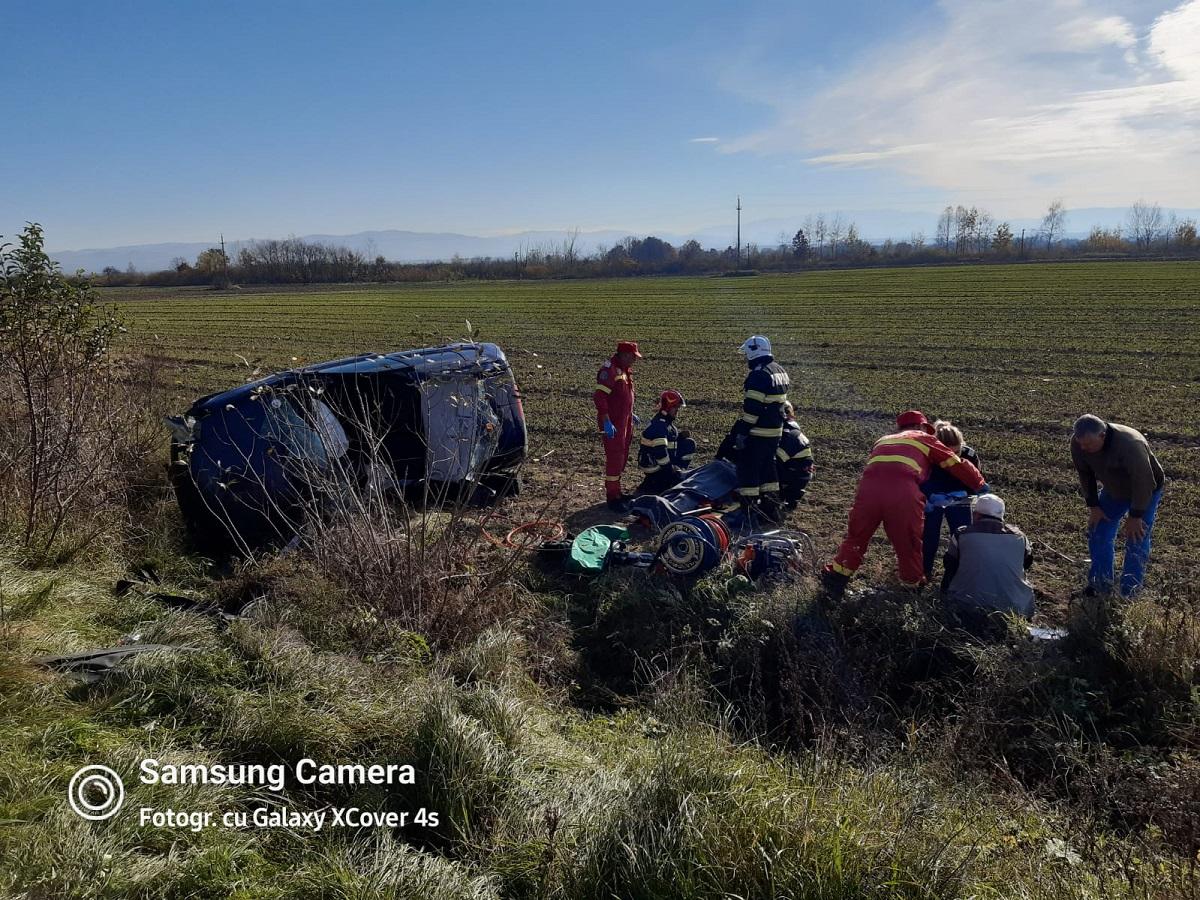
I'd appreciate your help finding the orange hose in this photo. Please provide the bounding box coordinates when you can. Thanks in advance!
[504,520,565,548]
[479,519,565,549]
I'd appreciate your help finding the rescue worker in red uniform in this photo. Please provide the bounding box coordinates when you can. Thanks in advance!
[593,341,642,512]
[821,410,985,599]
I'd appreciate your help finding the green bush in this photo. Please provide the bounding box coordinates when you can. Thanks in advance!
[0,224,162,565]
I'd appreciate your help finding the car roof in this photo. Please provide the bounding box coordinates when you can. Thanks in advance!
[188,342,509,416]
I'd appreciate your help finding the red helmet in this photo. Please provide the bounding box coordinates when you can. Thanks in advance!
[659,390,686,413]
[615,340,643,358]
[896,409,929,429]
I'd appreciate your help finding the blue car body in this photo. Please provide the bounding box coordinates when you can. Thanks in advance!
[166,342,526,552]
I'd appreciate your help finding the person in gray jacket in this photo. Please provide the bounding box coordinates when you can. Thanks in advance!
[1070,414,1165,597]
[941,493,1035,618]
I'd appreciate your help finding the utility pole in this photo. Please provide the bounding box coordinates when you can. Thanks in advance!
[220,233,228,279]
[736,196,742,270]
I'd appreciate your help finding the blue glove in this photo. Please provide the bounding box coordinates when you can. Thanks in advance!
[603,419,617,439]
[632,413,641,428]
[977,483,991,495]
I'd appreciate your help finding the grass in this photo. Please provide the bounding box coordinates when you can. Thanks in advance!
[3,557,1194,899]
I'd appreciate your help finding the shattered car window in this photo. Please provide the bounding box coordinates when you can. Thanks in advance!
[311,398,350,459]
[261,395,346,466]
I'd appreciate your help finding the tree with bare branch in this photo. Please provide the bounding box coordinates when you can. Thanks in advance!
[1126,200,1165,252]
[1040,200,1067,249]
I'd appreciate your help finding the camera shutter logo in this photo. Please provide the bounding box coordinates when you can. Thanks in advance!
[68,765,125,820]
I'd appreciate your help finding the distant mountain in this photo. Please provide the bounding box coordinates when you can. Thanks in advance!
[48,207,1200,273]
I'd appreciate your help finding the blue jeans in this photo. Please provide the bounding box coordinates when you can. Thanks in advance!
[923,493,971,577]
[1088,487,1163,597]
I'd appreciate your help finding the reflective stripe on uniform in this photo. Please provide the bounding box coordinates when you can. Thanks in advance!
[739,485,761,496]
[640,437,668,447]
[740,412,759,424]
[794,448,813,460]
[761,481,780,492]
[744,389,766,402]
[640,464,661,474]
[749,426,783,438]
[763,393,788,402]
[604,475,621,482]
[776,447,790,462]
[595,384,612,394]
[867,454,923,473]
[874,437,930,455]
[830,561,855,576]
[939,455,963,468]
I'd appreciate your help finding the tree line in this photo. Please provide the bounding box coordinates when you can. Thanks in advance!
[87,200,1199,288]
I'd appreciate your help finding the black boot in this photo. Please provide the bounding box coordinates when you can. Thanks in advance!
[820,568,850,602]
[758,493,784,525]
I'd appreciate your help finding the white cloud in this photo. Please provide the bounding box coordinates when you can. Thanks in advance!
[1150,0,1200,78]
[1060,14,1137,50]
[722,0,1200,209]
[689,136,720,143]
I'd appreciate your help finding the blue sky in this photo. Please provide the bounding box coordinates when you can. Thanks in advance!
[3,0,1197,249]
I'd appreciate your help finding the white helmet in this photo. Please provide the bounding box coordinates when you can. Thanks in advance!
[739,335,772,360]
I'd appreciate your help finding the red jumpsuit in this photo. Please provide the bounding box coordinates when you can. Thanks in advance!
[593,356,635,501]
[828,429,984,586]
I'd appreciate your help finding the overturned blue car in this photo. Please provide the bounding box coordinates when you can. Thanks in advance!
[166,342,527,552]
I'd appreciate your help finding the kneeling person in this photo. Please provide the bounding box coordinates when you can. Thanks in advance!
[673,427,696,471]
[637,390,689,495]
[941,493,1034,618]
[776,402,814,511]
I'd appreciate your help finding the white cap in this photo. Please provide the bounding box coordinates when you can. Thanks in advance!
[974,493,1005,520]
[739,335,772,360]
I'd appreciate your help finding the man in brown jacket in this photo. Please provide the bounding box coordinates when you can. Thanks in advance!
[1071,414,1165,597]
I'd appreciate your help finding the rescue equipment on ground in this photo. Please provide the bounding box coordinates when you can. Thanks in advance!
[734,534,807,580]
[607,542,657,568]
[480,518,565,549]
[657,514,732,575]
[567,524,631,574]
[631,460,740,531]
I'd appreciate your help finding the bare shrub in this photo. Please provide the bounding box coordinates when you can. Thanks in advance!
[304,502,530,651]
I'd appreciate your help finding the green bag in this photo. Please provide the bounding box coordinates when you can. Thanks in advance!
[566,525,631,575]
